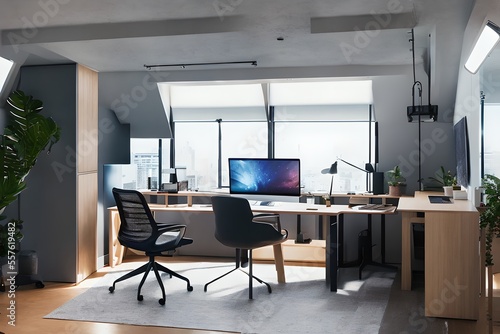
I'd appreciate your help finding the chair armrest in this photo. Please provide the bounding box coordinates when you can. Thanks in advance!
[252,213,281,231]
[156,223,187,234]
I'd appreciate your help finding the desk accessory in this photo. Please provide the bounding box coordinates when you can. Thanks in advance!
[428,195,452,203]
[453,190,467,200]
[160,182,178,193]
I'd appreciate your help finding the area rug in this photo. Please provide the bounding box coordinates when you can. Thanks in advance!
[45,262,395,334]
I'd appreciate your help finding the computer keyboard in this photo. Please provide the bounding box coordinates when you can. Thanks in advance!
[354,204,393,210]
[250,200,276,206]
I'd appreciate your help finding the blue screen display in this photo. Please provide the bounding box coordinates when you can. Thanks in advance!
[228,158,301,196]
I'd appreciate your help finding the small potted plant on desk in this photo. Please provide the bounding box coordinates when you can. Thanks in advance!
[386,165,406,196]
[429,166,457,197]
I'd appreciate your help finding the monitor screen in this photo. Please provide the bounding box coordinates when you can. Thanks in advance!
[228,158,301,196]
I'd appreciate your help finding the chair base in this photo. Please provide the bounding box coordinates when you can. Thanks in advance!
[204,249,271,299]
[109,255,193,305]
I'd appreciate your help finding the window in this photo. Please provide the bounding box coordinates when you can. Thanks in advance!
[0,56,14,94]
[174,121,268,190]
[174,122,218,190]
[274,117,374,193]
[130,138,170,189]
[165,80,375,193]
[484,103,500,177]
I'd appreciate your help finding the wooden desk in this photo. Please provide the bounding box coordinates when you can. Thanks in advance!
[330,193,400,266]
[398,191,480,319]
[109,199,398,293]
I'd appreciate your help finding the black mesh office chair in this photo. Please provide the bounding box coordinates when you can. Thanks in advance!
[109,188,193,305]
[204,196,288,299]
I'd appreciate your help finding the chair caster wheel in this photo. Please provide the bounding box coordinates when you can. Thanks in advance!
[137,295,143,301]
[35,281,45,289]
[109,286,115,293]
[159,298,165,305]
[187,286,193,292]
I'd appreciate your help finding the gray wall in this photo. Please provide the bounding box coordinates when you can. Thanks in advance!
[97,104,130,267]
[99,71,171,138]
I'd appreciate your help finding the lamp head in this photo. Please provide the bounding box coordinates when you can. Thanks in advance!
[321,161,338,175]
[364,163,375,173]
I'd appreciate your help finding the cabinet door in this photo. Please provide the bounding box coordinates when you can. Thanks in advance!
[425,211,479,319]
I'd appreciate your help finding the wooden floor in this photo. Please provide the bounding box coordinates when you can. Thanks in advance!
[0,256,237,334]
[0,255,499,334]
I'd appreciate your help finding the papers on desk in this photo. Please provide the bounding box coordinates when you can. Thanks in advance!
[350,204,395,212]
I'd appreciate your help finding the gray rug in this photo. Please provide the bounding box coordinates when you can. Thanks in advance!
[45,262,395,334]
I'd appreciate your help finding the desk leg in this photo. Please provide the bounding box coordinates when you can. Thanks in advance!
[401,211,414,290]
[381,215,386,263]
[272,244,286,283]
[326,214,339,292]
[109,210,125,268]
[338,213,344,267]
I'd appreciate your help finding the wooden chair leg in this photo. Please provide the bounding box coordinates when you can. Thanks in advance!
[273,243,286,283]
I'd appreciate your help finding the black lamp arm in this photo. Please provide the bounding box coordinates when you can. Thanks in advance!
[337,158,372,173]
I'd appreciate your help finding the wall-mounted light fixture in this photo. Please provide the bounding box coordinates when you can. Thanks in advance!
[144,60,257,70]
[465,20,500,74]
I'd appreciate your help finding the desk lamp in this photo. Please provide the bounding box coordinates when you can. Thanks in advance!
[335,159,384,195]
[321,162,338,198]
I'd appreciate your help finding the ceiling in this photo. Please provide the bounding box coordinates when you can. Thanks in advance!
[0,0,476,75]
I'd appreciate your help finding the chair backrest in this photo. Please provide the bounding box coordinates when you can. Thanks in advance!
[211,196,285,249]
[112,188,158,247]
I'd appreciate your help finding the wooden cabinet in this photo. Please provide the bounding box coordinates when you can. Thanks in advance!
[399,192,480,320]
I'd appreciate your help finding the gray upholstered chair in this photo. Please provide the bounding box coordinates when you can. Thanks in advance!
[204,195,288,299]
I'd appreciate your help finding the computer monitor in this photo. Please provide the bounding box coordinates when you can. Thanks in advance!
[228,158,300,196]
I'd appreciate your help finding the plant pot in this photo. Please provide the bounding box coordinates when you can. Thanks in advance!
[389,185,405,197]
[443,186,453,197]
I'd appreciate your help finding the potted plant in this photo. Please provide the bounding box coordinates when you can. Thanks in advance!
[0,90,61,258]
[429,166,457,196]
[479,174,500,328]
[480,174,500,266]
[386,165,406,196]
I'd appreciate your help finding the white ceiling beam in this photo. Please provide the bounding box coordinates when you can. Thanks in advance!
[1,16,243,45]
[311,12,417,34]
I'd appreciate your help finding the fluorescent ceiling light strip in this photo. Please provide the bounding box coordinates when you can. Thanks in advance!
[465,21,500,74]
[0,56,14,93]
